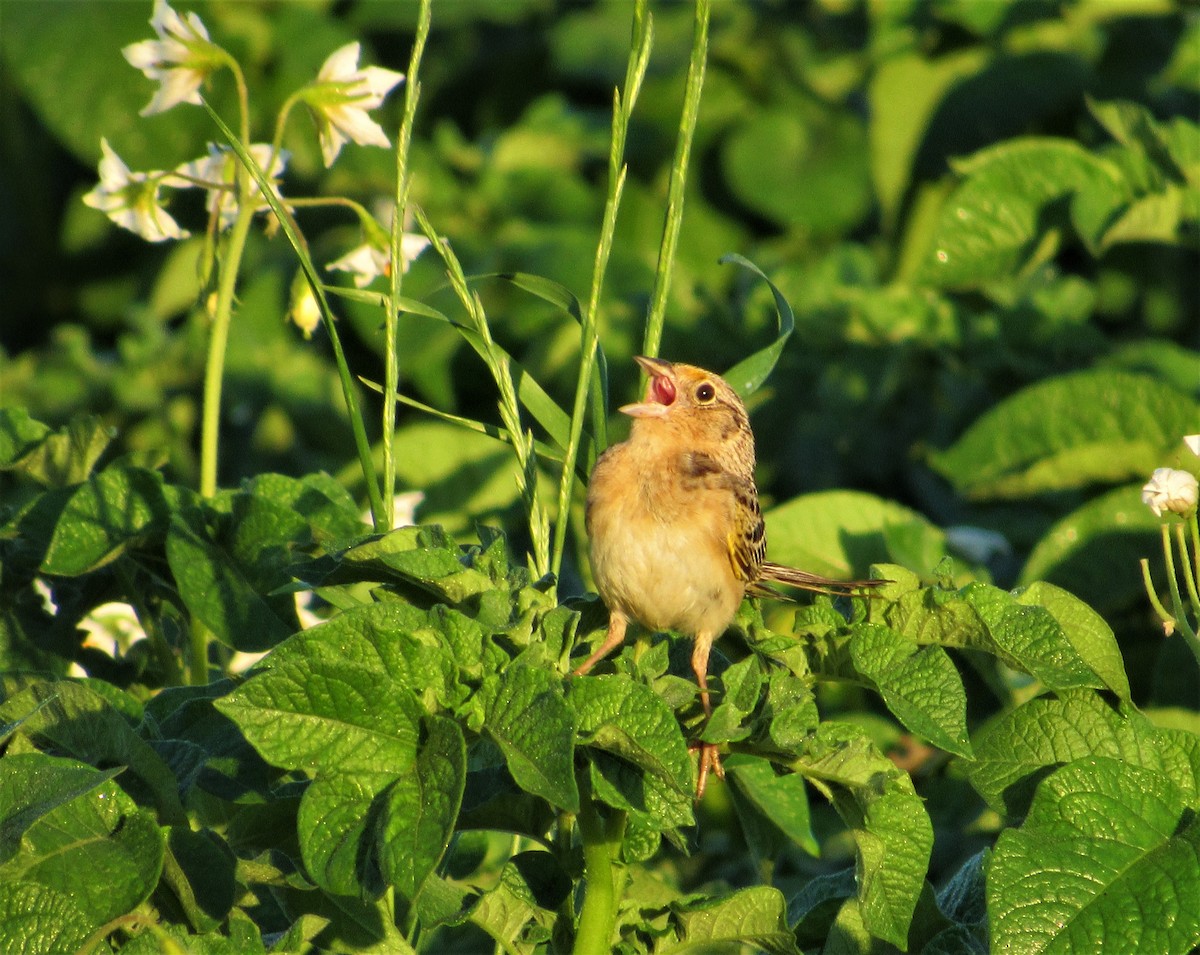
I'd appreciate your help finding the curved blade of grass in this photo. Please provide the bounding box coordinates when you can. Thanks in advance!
[359,378,564,464]
[488,271,583,324]
[352,276,578,464]
[719,253,796,398]
[468,271,602,463]
[202,101,385,525]
[323,285,451,324]
[411,205,551,576]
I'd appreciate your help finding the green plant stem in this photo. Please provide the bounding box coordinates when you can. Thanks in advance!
[193,196,254,681]
[197,57,253,500]
[550,0,652,586]
[574,794,627,955]
[194,71,256,678]
[1191,513,1200,594]
[1175,519,1200,612]
[1158,525,1200,669]
[1141,557,1174,626]
[412,204,551,576]
[641,0,709,360]
[198,202,254,498]
[384,0,431,532]
[202,103,387,525]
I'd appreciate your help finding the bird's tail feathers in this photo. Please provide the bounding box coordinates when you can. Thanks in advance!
[755,561,888,596]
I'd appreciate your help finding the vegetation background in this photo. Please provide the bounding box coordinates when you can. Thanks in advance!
[0,0,1197,953]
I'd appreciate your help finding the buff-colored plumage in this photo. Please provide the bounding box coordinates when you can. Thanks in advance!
[575,355,879,797]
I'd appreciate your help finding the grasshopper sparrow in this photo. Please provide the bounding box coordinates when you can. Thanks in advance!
[575,355,880,797]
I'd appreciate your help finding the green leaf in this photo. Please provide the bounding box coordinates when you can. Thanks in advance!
[240,471,366,544]
[298,769,395,897]
[222,491,311,610]
[721,104,870,236]
[327,285,451,323]
[719,254,796,399]
[796,724,932,948]
[966,690,1182,818]
[342,525,496,604]
[0,761,163,926]
[725,754,818,857]
[703,655,764,744]
[669,885,800,954]
[1101,340,1200,398]
[937,850,988,928]
[1019,484,1163,615]
[1014,581,1130,700]
[0,754,124,864]
[878,569,991,652]
[571,676,696,830]
[378,716,466,899]
[0,681,186,825]
[787,866,857,943]
[850,624,972,758]
[0,408,50,467]
[989,757,1200,955]
[930,370,1200,500]
[41,466,168,575]
[569,674,693,799]
[0,415,112,488]
[919,138,1126,287]
[963,583,1106,692]
[491,271,583,323]
[765,490,933,579]
[161,826,236,934]
[484,666,579,812]
[1101,184,1193,248]
[1088,97,1195,185]
[0,881,92,955]
[466,852,564,953]
[587,750,694,832]
[867,47,989,225]
[215,657,424,776]
[166,510,294,652]
[267,601,466,712]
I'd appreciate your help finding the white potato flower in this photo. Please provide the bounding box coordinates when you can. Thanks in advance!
[328,231,429,288]
[305,42,405,167]
[172,143,289,230]
[83,139,189,242]
[123,0,222,116]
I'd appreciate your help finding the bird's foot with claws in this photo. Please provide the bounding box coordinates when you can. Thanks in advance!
[690,740,724,800]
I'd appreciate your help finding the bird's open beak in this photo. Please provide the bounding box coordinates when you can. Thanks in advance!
[620,356,675,418]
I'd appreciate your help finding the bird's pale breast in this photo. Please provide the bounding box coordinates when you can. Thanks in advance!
[586,441,745,639]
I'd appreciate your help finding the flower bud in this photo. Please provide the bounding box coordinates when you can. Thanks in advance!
[1142,467,1199,518]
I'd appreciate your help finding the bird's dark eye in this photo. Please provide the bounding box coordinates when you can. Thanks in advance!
[695,382,716,403]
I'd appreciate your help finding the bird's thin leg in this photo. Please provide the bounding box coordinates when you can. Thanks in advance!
[571,610,629,676]
[690,631,724,799]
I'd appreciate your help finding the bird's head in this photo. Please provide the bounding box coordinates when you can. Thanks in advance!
[620,356,752,449]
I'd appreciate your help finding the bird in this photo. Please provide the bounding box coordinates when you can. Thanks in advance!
[574,355,882,798]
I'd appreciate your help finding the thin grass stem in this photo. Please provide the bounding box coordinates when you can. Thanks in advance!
[549,0,653,586]
[642,0,710,360]
[383,0,431,531]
